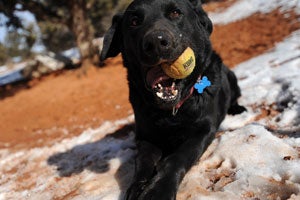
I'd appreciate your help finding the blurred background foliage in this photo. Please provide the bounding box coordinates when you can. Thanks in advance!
[0,0,218,66]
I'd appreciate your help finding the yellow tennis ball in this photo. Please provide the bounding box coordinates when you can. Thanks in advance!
[161,47,196,79]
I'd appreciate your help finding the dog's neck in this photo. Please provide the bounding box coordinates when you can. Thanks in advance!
[173,86,194,115]
[173,75,211,116]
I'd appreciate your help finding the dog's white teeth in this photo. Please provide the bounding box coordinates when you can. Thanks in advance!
[172,89,178,96]
[171,82,175,89]
[154,84,163,91]
[156,92,163,98]
[154,82,178,100]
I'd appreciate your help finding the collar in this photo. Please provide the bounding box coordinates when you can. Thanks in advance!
[172,76,211,116]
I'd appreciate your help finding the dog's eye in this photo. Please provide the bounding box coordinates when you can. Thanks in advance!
[130,16,141,27]
[169,9,182,19]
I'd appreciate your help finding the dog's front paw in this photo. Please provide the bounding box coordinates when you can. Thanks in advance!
[137,176,176,200]
[139,186,176,200]
[125,180,148,200]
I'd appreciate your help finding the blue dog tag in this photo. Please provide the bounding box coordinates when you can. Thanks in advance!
[194,76,211,94]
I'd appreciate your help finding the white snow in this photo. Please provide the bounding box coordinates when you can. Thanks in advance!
[0,62,28,86]
[61,48,81,60]
[224,30,300,129]
[0,116,136,200]
[209,0,300,25]
[179,124,300,200]
[0,65,8,73]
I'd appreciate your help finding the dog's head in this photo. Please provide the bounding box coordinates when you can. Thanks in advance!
[101,0,213,110]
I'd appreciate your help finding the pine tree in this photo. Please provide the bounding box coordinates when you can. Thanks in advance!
[0,0,127,64]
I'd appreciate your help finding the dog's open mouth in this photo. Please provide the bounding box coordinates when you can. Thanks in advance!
[146,65,180,102]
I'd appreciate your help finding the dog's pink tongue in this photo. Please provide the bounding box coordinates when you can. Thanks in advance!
[146,66,170,88]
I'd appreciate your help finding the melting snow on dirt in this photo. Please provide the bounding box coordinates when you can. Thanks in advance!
[0,116,136,200]
[209,0,300,24]
[177,29,300,200]
[1,1,300,200]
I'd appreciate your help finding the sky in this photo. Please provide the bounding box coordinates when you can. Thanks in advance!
[0,13,9,43]
[0,10,45,52]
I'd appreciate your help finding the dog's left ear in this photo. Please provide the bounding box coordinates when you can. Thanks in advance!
[188,0,213,35]
[100,13,123,62]
[188,0,202,7]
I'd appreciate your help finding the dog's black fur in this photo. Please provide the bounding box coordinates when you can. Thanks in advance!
[101,0,246,199]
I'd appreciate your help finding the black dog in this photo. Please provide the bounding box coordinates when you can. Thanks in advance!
[101,0,246,199]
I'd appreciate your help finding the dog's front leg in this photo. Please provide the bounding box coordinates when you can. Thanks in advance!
[125,141,162,200]
[139,130,216,200]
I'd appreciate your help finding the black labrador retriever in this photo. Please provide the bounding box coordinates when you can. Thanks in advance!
[100,0,246,199]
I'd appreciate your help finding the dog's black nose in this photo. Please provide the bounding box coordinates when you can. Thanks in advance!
[143,31,173,57]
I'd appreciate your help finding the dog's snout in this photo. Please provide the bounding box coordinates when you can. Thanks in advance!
[143,31,173,57]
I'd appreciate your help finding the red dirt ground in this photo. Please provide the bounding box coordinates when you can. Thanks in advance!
[211,9,300,67]
[0,5,299,149]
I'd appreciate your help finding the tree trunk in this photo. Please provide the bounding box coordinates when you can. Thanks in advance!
[69,0,95,63]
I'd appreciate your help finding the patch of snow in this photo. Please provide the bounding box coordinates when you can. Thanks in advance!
[221,30,300,130]
[231,30,300,129]
[0,66,8,73]
[209,0,300,25]
[61,47,81,64]
[35,53,65,71]
[61,48,80,60]
[179,124,300,200]
[0,115,136,200]
[0,62,28,86]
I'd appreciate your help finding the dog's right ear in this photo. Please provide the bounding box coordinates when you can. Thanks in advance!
[188,0,213,35]
[100,13,123,62]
